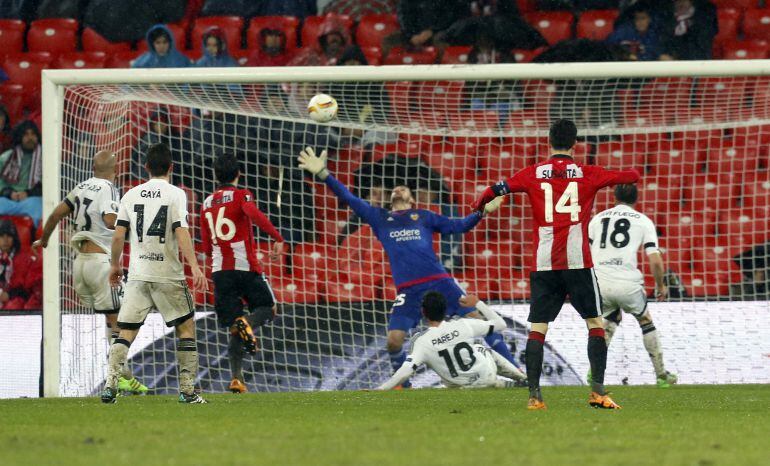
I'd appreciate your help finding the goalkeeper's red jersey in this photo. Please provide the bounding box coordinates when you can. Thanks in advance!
[474,154,639,271]
[200,185,283,273]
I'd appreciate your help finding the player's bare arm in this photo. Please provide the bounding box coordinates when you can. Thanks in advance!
[109,225,127,287]
[32,201,73,249]
[175,227,208,291]
[648,252,668,301]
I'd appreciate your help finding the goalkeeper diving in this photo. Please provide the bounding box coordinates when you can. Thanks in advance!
[377,292,526,390]
[298,147,513,388]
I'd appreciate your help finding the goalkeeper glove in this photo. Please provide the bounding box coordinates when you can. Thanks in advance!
[298,147,330,180]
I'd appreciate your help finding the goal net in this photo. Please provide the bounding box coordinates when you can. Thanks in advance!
[43,63,770,397]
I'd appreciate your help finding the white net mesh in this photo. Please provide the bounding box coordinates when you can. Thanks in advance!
[53,69,770,396]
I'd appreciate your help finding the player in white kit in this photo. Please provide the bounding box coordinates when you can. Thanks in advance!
[377,292,525,390]
[588,184,677,388]
[101,143,208,404]
[34,150,148,394]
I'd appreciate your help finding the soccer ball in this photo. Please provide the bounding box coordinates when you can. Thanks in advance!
[307,94,338,123]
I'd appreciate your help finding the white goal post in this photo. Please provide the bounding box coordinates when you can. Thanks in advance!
[41,61,770,397]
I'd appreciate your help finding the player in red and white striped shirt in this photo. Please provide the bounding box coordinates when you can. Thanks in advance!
[201,153,284,393]
[473,119,639,410]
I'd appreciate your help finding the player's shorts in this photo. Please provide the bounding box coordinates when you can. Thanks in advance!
[529,268,602,323]
[388,278,473,332]
[597,279,647,318]
[117,280,194,329]
[73,253,120,314]
[212,270,276,327]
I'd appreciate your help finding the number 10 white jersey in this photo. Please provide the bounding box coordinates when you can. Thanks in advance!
[407,319,498,387]
[588,204,660,285]
[116,178,189,283]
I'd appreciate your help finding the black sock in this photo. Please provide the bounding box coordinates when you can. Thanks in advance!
[525,331,545,400]
[588,328,608,395]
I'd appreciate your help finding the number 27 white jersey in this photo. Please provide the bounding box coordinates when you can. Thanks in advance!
[588,204,660,284]
[407,319,497,387]
[116,178,189,284]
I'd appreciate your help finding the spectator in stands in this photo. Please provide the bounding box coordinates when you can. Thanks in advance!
[607,4,662,61]
[323,0,397,20]
[248,29,295,67]
[289,17,351,66]
[133,24,191,68]
[658,0,717,61]
[0,121,42,223]
[438,1,546,51]
[195,26,238,68]
[0,106,11,154]
[382,0,463,59]
[0,219,41,310]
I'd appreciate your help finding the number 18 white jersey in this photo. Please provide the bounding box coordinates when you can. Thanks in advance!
[116,178,189,284]
[588,204,660,285]
[64,177,120,254]
[407,319,498,387]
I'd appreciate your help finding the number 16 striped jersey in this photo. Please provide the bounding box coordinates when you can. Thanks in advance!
[200,185,283,273]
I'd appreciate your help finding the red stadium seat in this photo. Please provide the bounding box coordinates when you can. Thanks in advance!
[191,16,244,52]
[137,23,188,52]
[720,39,768,59]
[742,8,770,40]
[715,8,741,45]
[383,46,437,65]
[247,16,299,51]
[593,141,646,171]
[0,19,26,54]
[54,52,107,70]
[0,83,25,123]
[512,47,546,63]
[576,10,619,40]
[105,50,142,68]
[441,46,473,64]
[356,14,399,48]
[325,277,377,302]
[293,242,344,286]
[82,27,132,53]
[27,18,78,54]
[524,12,574,45]
[301,14,354,48]
[272,277,319,304]
[2,52,52,89]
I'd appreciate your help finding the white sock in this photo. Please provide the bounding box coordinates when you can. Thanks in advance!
[641,322,666,378]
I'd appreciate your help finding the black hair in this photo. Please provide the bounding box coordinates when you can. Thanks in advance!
[145,143,172,176]
[549,119,577,151]
[0,219,21,253]
[11,120,41,147]
[148,28,171,44]
[421,291,447,322]
[614,184,638,205]
[214,153,240,184]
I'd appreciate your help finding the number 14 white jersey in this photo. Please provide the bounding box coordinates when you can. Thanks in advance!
[116,178,189,283]
[407,319,498,387]
[588,204,660,285]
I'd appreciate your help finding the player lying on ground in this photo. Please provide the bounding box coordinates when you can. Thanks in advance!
[298,147,515,388]
[34,150,148,395]
[102,143,208,404]
[472,119,639,410]
[588,184,677,388]
[377,293,526,390]
[201,153,285,394]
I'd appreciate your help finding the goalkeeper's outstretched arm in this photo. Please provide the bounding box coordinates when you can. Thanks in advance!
[297,147,377,222]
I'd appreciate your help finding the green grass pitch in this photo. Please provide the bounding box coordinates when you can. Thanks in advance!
[1,385,767,466]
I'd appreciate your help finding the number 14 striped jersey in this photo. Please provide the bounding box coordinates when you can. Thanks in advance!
[200,185,283,273]
[473,154,639,271]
